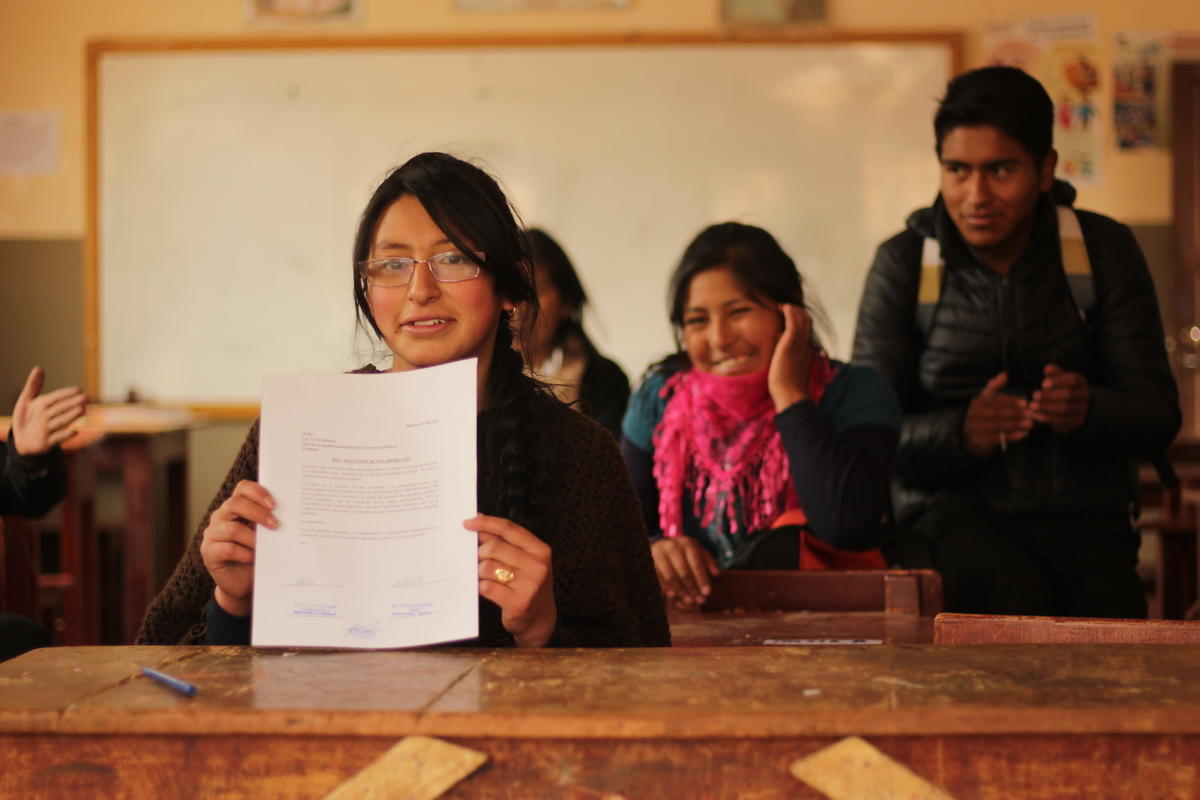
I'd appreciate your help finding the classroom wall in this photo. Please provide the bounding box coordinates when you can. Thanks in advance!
[2,0,1196,239]
[1,0,1196,534]
[0,239,82,408]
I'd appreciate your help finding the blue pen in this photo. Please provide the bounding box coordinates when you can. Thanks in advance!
[142,666,197,697]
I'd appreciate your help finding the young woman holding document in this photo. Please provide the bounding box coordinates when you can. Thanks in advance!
[139,152,670,648]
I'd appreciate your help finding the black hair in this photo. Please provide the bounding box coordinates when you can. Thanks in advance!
[352,152,547,528]
[934,66,1054,162]
[662,222,826,364]
[524,227,597,356]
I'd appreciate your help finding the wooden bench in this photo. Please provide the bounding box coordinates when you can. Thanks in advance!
[700,569,943,616]
[934,612,1200,644]
[669,570,943,646]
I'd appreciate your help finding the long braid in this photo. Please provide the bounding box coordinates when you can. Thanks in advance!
[486,317,549,531]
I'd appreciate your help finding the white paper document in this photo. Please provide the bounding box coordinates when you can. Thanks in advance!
[253,360,478,648]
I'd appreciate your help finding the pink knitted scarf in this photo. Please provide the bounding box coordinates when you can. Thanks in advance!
[652,349,837,540]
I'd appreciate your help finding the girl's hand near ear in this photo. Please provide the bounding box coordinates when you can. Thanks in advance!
[768,303,814,412]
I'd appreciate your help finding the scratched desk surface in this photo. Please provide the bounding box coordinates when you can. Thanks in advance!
[3,645,1200,737]
[4,646,1200,799]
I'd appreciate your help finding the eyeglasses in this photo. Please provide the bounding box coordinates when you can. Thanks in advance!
[358,251,484,287]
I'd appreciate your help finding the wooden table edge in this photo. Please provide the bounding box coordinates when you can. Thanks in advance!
[5,705,1199,739]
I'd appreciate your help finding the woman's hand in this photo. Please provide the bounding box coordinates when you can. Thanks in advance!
[10,366,87,457]
[200,480,278,617]
[650,537,719,608]
[465,514,557,647]
[767,304,814,413]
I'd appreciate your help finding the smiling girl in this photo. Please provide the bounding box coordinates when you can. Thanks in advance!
[620,223,901,608]
[139,153,669,648]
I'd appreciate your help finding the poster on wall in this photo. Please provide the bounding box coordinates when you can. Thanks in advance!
[455,0,630,9]
[984,13,1101,185]
[245,0,362,24]
[0,110,61,175]
[1113,32,1200,150]
[723,0,826,24]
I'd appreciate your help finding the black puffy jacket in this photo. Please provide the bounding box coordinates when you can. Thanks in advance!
[1,434,68,518]
[852,182,1180,522]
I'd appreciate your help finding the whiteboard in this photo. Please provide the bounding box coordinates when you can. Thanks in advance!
[96,39,952,405]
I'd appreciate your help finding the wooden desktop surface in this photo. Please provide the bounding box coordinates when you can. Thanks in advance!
[3,645,1200,798]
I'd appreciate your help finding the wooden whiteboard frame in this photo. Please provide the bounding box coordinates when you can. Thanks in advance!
[84,31,962,417]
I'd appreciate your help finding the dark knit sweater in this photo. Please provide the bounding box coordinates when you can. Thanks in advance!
[137,390,670,647]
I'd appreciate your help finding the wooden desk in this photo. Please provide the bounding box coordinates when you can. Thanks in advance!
[2,407,193,644]
[1139,460,1200,619]
[1,427,104,645]
[82,406,193,643]
[3,645,1199,798]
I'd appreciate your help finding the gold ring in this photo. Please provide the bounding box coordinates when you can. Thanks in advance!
[493,566,515,586]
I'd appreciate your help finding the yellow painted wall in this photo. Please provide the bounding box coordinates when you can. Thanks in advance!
[0,0,1197,236]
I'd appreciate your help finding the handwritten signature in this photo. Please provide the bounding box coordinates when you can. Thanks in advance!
[286,576,345,588]
[389,575,447,589]
[344,621,383,640]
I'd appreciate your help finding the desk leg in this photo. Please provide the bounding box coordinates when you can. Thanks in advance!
[58,448,100,645]
[1158,527,1199,620]
[121,441,153,644]
[115,431,189,644]
[0,516,36,618]
[164,450,187,581]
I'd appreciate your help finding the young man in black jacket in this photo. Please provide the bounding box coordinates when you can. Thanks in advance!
[852,66,1180,617]
[1,366,86,660]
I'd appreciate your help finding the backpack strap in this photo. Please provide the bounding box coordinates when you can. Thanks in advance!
[1056,205,1094,320]
[916,205,1095,337]
[914,237,944,337]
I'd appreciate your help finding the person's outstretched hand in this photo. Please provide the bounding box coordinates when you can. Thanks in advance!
[10,366,87,456]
